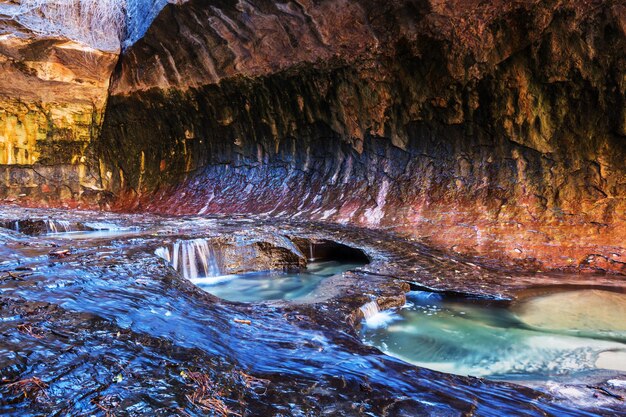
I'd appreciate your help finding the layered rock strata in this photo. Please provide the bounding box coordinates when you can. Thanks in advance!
[0,0,120,205]
[0,0,624,273]
[98,0,626,273]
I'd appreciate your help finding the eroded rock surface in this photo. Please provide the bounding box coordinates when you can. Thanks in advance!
[0,1,120,205]
[1,2,625,414]
[513,289,626,333]
[98,0,626,273]
[0,1,624,270]
[0,207,624,415]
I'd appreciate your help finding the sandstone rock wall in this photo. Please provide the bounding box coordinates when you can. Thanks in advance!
[124,0,171,49]
[0,0,623,273]
[100,0,626,273]
[0,3,118,205]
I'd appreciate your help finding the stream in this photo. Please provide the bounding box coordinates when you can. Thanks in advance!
[0,207,624,416]
[361,290,626,381]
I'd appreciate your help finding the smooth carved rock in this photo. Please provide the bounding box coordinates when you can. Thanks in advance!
[513,289,626,333]
[112,0,378,93]
[0,0,624,273]
[99,0,626,273]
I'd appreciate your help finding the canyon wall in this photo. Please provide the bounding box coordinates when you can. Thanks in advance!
[0,0,121,205]
[99,0,626,273]
[0,0,624,274]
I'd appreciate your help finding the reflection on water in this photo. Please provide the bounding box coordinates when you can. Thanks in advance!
[46,222,140,239]
[193,261,362,302]
[361,290,626,381]
[49,229,141,239]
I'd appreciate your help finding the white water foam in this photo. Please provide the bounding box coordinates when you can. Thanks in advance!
[190,274,237,286]
[360,301,398,329]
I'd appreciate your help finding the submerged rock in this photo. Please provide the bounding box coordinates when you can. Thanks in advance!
[596,351,626,373]
[513,289,626,334]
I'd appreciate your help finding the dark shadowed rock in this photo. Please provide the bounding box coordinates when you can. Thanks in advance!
[96,0,625,273]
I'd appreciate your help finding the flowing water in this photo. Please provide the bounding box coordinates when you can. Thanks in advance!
[0,207,623,416]
[46,219,72,234]
[361,290,626,382]
[46,222,140,240]
[153,237,365,302]
[155,238,222,279]
[193,260,363,302]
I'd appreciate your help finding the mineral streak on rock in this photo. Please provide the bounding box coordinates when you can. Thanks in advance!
[98,0,626,273]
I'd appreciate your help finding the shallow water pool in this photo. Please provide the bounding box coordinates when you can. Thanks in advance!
[192,260,363,302]
[361,289,626,381]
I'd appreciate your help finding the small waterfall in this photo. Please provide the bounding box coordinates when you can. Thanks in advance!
[360,300,397,328]
[84,222,122,231]
[154,246,170,262]
[308,242,315,261]
[360,301,380,319]
[46,219,72,234]
[155,238,222,279]
[13,221,19,232]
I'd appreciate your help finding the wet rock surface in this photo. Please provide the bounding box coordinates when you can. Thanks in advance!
[512,289,626,334]
[155,235,307,278]
[0,1,624,413]
[0,1,623,271]
[0,207,624,415]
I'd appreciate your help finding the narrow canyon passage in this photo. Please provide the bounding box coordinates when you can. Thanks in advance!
[0,0,625,416]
